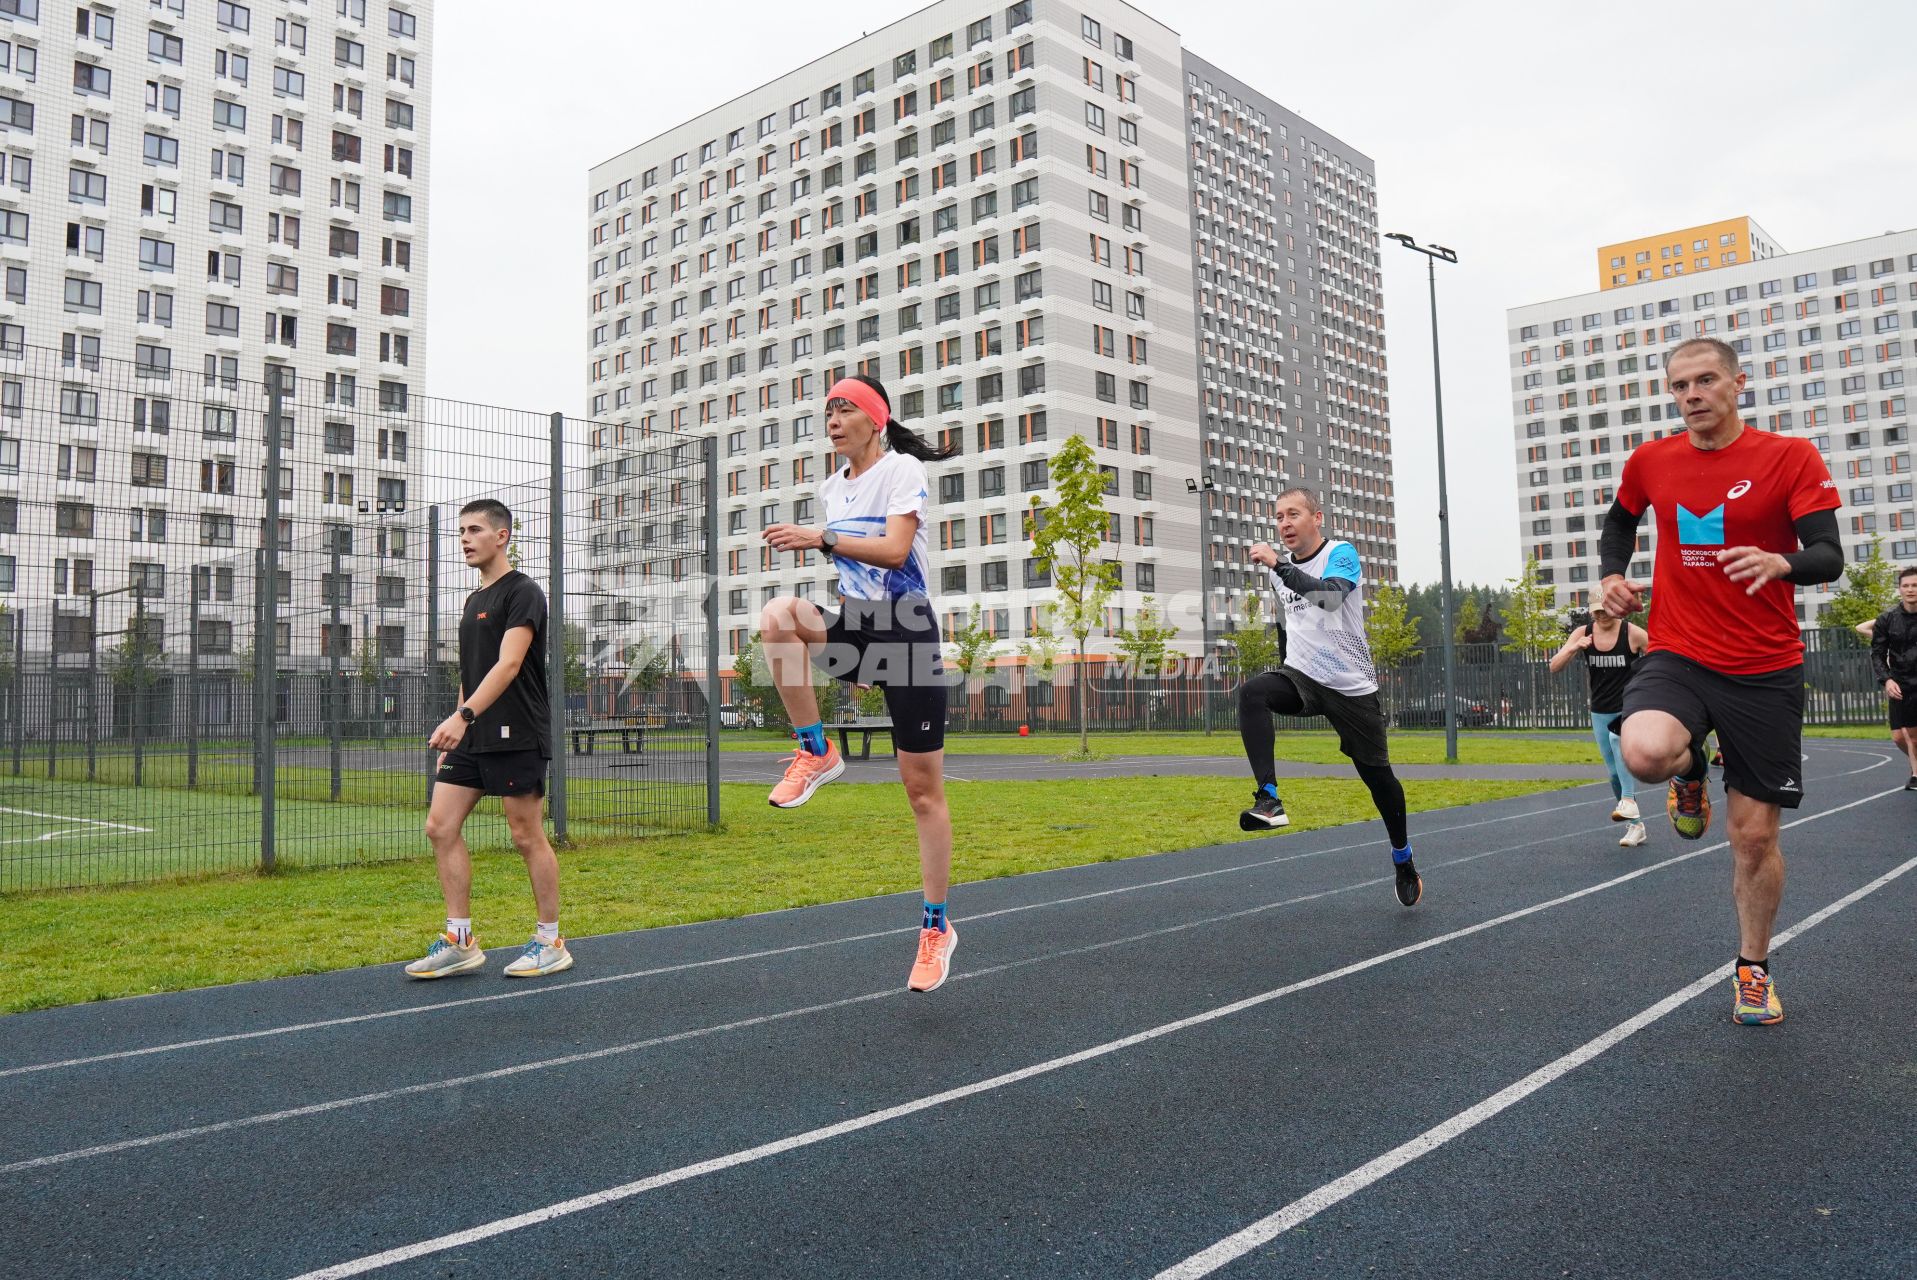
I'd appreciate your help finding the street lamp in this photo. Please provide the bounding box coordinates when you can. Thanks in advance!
[1386,232,1461,764]
[1187,472,1218,732]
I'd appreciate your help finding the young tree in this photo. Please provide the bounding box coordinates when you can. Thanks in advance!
[1221,595,1283,684]
[946,601,1001,727]
[1114,596,1180,731]
[1017,604,1064,680]
[1452,593,1482,646]
[947,601,1001,685]
[1114,596,1180,678]
[1366,583,1424,670]
[1500,556,1563,725]
[562,623,591,698]
[1027,433,1119,754]
[1499,556,1564,658]
[1821,536,1896,644]
[731,631,841,733]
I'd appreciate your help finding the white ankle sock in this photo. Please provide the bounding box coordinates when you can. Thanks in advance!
[447,918,473,946]
[536,921,560,945]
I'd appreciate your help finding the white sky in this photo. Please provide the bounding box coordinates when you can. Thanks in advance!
[425,0,1917,586]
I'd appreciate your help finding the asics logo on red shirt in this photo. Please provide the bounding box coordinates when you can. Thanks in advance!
[1726,480,1752,499]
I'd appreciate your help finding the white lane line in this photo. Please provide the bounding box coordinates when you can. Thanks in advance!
[1153,842,1917,1280]
[0,806,152,846]
[0,822,1591,1175]
[0,785,1612,1079]
[279,783,1904,1280]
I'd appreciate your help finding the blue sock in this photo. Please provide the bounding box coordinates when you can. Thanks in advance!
[1260,782,1280,800]
[922,900,947,932]
[796,721,827,755]
[1392,844,1413,865]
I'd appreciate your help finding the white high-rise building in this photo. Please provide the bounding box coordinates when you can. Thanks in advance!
[1507,226,1917,621]
[0,0,432,659]
[583,0,1391,671]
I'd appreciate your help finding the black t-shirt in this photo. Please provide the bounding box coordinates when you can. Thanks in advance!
[458,570,550,755]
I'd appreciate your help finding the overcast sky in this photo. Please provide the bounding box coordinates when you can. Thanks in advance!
[426,0,1917,587]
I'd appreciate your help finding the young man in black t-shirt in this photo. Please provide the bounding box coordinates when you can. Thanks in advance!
[404,499,571,980]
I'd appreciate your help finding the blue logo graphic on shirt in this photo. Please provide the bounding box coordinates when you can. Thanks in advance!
[1677,503,1725,545]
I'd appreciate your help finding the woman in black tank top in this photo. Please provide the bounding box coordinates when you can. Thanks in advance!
[1550,610,1649,840]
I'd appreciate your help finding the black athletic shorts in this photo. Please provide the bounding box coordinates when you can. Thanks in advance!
[436,745,548,798]
[1890,694,1916,733]
[812,594,949,753]
[1621,650,1804,808]
[1264,667,1392,768]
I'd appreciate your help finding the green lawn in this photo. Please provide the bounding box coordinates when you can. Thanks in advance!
[0,774,1577,1014]
[722,729,1606,766]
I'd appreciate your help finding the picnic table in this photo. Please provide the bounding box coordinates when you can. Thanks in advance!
[569,724,648,756]
[826,720,895,761]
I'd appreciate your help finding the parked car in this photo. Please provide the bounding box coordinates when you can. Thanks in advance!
[719,703,761,729]
[1392,694,1497,729]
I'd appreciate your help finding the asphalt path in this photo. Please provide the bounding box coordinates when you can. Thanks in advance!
[1,740,1910,1279]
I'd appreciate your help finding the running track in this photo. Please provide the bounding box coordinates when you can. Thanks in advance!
[1,740,1912,1278]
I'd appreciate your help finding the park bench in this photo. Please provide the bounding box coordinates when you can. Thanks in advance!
[826,720,895,761]
[569,724,648,756]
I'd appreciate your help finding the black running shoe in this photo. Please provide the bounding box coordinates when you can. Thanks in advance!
[1905,775,1917,792]
[1239,790,1289,831]
[1393,857,1422,908]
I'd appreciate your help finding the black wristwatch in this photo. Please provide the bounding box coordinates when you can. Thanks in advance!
[819,529,839,553]
[458,705,476,724]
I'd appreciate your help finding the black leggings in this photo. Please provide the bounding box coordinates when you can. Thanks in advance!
[1239,672,1410,848]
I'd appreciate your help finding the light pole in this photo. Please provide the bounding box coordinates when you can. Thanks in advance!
[1187,472,1217,733]
[1386,232,1461,764]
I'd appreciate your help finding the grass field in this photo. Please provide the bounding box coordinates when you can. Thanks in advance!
[0,774,1580,1013]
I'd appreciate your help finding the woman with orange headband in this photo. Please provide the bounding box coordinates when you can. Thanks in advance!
[760,374,964,991]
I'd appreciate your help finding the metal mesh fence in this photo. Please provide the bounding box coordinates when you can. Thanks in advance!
[932,628,1896,736]
[0,349,716,892]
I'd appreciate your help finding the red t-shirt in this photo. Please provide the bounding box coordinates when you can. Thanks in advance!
[1614,426,1839,674]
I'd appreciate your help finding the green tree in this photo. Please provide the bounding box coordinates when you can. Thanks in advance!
[1500,556,1562,728]
[1027,433,1118,754]
[1821,536,1896,643]
[1221,595,1283,683]
[1017,605,1064,681]
[1114,596,1180,679]
[1499,556,1563,658]
[855,684,888,717]
[562,623,591,698]
[1452,593,1481,646]
[947,601,1001,685]
[731,631,841,733]
[1366,583,1424,670]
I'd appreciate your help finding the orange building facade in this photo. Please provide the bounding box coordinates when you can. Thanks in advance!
[1596,217,1783,289]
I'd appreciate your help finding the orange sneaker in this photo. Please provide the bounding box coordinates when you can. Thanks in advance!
[767,741,845,808]
[908,922,958,992]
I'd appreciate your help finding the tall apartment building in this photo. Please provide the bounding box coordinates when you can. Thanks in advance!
[1595,215,1781,290]
[583,0,1390,670]
[0,0,431,661]
[1509,226,1917,620]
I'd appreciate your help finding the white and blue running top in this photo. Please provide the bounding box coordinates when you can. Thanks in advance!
[1266,538,1378,695]
[819,449,934,603]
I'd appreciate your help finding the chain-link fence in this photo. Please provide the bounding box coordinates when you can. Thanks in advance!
[933,629,1895,736]
[0,349,716,892]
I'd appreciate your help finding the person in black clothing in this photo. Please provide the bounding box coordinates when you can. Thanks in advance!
[1548,605,1649,845]
[404,499,572,980]
[1869,564,1917,789]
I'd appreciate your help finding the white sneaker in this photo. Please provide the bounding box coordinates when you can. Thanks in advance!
[1610,796,1641,823]
[404,932,486,980]
[1618,821,1648,848]
[503,936,574,978]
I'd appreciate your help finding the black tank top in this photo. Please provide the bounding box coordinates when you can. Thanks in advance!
[1585,625,1638,714]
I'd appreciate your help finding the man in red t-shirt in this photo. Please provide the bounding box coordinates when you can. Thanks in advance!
[1599,336,1842,1026]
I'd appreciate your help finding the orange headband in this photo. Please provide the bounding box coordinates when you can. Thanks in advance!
[825,377,890,432]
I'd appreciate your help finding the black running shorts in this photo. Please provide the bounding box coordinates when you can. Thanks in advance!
[1890,693,1916,733]
[1621,650,1805,808]
[812,594,949,753]
[436,745,548,798]
[1275,668,1392,768]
